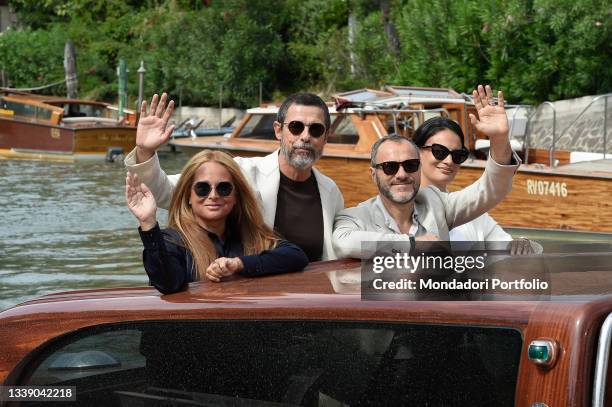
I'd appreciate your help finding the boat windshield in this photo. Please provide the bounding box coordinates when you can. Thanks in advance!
[57,103,109,119]
[380,110,445,138]
[22,320,522,406]
[1,98,54,121]
[237,113,277,140]
[328,114,359,144]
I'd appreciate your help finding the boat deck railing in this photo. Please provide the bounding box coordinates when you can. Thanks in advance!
[524,101,557,166]
[349,107,450,136]
[525,94,612,167]
[555,93,612,165]
[506,104,534,139]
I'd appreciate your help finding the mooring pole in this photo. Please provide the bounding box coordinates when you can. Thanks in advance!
[137,60,146,112]
[178,85,183,123]
[117,59,127,120]
[219,84,223,129]
[64,41,78,99]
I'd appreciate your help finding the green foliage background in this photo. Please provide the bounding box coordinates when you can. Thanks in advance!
[1,0,610,107]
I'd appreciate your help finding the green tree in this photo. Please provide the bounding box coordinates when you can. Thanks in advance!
[0,27,66,92]
[4,0,610,105]
[485,0,611,103]
[283,0,349,92]
[352,10,400,88]
[131,1,285,107]
[393,0,488,92]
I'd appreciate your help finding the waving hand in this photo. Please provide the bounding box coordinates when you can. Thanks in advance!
[125,172,157,230]
[469,84,512,164]
[135,93,175,163]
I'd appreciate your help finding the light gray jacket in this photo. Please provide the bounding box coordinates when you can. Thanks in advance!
[332,154,520,259]
[124,149,344,260]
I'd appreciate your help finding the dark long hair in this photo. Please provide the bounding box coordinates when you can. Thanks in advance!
[412,116,465,148]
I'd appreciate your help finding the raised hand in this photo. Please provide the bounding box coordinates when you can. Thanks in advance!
[469,84,512,164]
[205,257,244,282]
[135,93,175,163]
[469,84,509,140]
[125,172,157,230]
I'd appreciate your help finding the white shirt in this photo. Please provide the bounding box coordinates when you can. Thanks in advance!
[373,196,425,237]
[449,213,512,242]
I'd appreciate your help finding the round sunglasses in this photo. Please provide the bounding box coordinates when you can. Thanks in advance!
[282,120,326,138]
[373,159,421,176]
[193,181,234,198]
[421,143,469,164]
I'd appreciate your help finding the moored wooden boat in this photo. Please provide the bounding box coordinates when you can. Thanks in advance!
[0,89,137,162]
[170,86,612,234]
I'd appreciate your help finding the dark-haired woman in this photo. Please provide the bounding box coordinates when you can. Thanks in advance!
[412,115,541,254]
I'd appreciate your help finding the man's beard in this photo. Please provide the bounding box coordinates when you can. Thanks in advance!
[376,175,419,204]
[280,138,322,170]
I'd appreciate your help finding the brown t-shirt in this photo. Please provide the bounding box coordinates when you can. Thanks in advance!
[274,171,324,262]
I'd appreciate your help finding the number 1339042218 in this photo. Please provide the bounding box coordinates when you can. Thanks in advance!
[526,179,568,198]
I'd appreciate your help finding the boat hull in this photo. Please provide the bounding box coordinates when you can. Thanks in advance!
[452,164,612,233]
[174,139,612,234]
[0,118,136,161]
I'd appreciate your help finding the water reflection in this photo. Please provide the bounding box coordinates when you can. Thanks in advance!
[0,152,188,311]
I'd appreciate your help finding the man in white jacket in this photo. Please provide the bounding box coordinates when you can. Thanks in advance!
[125,92,344,261]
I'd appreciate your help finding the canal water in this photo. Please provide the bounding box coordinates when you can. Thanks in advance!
[0,152,189,311]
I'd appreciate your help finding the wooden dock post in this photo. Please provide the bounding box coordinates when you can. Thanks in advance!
[64,41,78,99]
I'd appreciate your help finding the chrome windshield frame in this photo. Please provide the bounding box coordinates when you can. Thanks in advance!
[592,312,612,407]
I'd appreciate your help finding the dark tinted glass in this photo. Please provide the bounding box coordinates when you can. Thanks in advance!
[422,144,469,164]
[237,114,277,140]
[327,114,359,144]
[20,321,522,407]
[194,181,233,198]
[3,100,37,118]
[375,159,420,175]
[36,107,53,120]
[285,121,326,138]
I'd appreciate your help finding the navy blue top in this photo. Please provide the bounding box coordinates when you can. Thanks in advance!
[139,223,309,294]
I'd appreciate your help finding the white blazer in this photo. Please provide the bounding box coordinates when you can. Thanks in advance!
[124,149,344,260]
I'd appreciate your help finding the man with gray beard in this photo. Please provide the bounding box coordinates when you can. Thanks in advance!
[333,85,520,259]
[125,92,343,261]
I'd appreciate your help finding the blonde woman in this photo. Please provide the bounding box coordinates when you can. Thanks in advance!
[126,150,309,294]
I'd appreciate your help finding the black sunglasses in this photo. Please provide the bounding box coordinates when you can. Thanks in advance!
[373,159,421,176]
[421,143,469,164]
[193,181,234,198]
[282,120,326,138]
